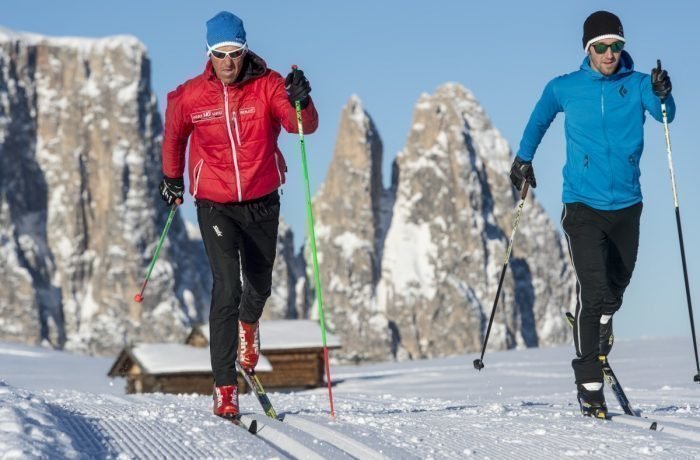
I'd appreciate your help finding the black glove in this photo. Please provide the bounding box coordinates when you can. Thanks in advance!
[651,60,672,100]
[159,176,184,206]
[285,68,311,109]
[510,156,537,191]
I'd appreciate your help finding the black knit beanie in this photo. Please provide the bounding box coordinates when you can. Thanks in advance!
[582,11,625,50]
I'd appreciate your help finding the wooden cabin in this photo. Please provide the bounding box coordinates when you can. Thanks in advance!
[186,320,342,391]
[107,343,272,395]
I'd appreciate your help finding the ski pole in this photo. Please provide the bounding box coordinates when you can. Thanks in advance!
[474,182,529,371]
[134,199,181,303]
[291,65,336,417]
[657,60,700,383]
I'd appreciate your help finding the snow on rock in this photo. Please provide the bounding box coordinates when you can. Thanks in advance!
[264,217,309,320]
[307,96,391,361]
[0,27,211,354]
[312,86,574,361]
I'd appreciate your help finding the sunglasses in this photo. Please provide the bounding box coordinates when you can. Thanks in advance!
[590,41,625,54]
[209,46,247,60]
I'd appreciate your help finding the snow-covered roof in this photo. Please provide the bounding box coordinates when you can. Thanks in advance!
[194,320,341,350]
[128,343,271,375]
[261,320,341,350]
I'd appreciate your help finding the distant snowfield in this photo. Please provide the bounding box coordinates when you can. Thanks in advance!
[2,337,700,459]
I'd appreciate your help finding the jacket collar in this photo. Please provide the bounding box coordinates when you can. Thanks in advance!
[205,50,268,86]
[580,50,634,80]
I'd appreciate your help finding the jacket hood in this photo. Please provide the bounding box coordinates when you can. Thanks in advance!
[205,50,268,85]
[581,50,634,79]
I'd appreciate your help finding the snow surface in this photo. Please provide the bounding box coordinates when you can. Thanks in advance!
[2,337,700,458]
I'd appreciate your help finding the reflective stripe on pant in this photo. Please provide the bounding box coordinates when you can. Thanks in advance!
[561,202,642,384]
[197,191,280,386]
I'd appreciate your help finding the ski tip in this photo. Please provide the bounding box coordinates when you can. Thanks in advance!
[133,294,143,303]
[693,373,700,383]
[248,419,258,434]
[473,359,485,371]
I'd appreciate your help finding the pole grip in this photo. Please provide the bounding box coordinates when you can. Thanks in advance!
[521,182,530,200]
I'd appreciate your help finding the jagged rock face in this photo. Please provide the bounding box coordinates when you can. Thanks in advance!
[0,30,211,354]
[312,87,574,361]
[309,96,392,361]
[263,218,307,320]
[378,84,574,359]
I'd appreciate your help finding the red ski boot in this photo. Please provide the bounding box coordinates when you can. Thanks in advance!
[213,385,239,418]
[238,320,260,372]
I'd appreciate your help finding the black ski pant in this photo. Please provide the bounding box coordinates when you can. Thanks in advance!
[197,191,280,386]
[561,202,642,384]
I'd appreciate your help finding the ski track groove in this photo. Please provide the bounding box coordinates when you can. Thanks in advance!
[534,405,700,451]
[49,405,109,457]
[241,414,325,460]
[282,413,391,460]
[334,395,700,459]
[650,413,700,429]
[19,388,700,459]
[54,394,277,459]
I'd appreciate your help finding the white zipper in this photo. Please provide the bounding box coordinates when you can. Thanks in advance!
[192,159,204,199]
[273,152,283,187]
[223,82,243,202]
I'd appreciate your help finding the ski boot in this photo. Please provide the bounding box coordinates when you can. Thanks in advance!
[577,382,607,419]
[213,384,239,418]
[238,320,260,372]
[599,314,614,356]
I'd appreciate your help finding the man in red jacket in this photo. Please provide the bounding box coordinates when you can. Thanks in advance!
[159,11,318,419]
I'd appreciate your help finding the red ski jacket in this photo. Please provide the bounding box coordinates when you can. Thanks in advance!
[162,52,318,203]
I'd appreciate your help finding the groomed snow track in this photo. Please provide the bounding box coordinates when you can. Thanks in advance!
[4,383,699,460]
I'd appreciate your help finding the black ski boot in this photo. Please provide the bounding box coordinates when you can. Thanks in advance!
[577,382,607,419]
[599,314,614,356]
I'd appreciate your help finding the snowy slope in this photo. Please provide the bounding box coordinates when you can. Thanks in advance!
[2,337,700,458]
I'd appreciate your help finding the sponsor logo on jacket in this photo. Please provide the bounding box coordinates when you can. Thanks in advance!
[191,109,224,123]
[239,107,256,116]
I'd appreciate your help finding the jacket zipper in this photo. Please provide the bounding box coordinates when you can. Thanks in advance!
[601,81,614,203]
[192,159,204,199]
[223,82,243,202]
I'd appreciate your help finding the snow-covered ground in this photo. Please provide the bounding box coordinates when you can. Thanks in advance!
[2,336,700,459]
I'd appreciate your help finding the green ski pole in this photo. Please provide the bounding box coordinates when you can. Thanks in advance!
[134,199,181,303]
[291,65,336,417]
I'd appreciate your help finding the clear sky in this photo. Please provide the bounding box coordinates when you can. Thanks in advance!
[5,1,700,343]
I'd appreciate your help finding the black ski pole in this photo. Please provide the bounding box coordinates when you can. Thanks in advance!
[474,182,530,370]
[657,59,700,383]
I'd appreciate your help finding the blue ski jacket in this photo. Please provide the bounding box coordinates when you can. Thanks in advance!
[515,51,676,210]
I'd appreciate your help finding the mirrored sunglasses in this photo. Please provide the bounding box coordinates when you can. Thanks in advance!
[209,46,247,60]
[591,41,625,54]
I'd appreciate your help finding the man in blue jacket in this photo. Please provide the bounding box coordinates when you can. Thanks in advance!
[510,10,675,417]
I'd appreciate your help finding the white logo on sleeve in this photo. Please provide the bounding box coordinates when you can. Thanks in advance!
[213,225,223,237]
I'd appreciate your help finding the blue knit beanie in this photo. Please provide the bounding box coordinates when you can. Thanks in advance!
[206,11,246,51]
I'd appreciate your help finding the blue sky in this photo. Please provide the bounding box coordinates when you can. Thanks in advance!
[5,1,700,343]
